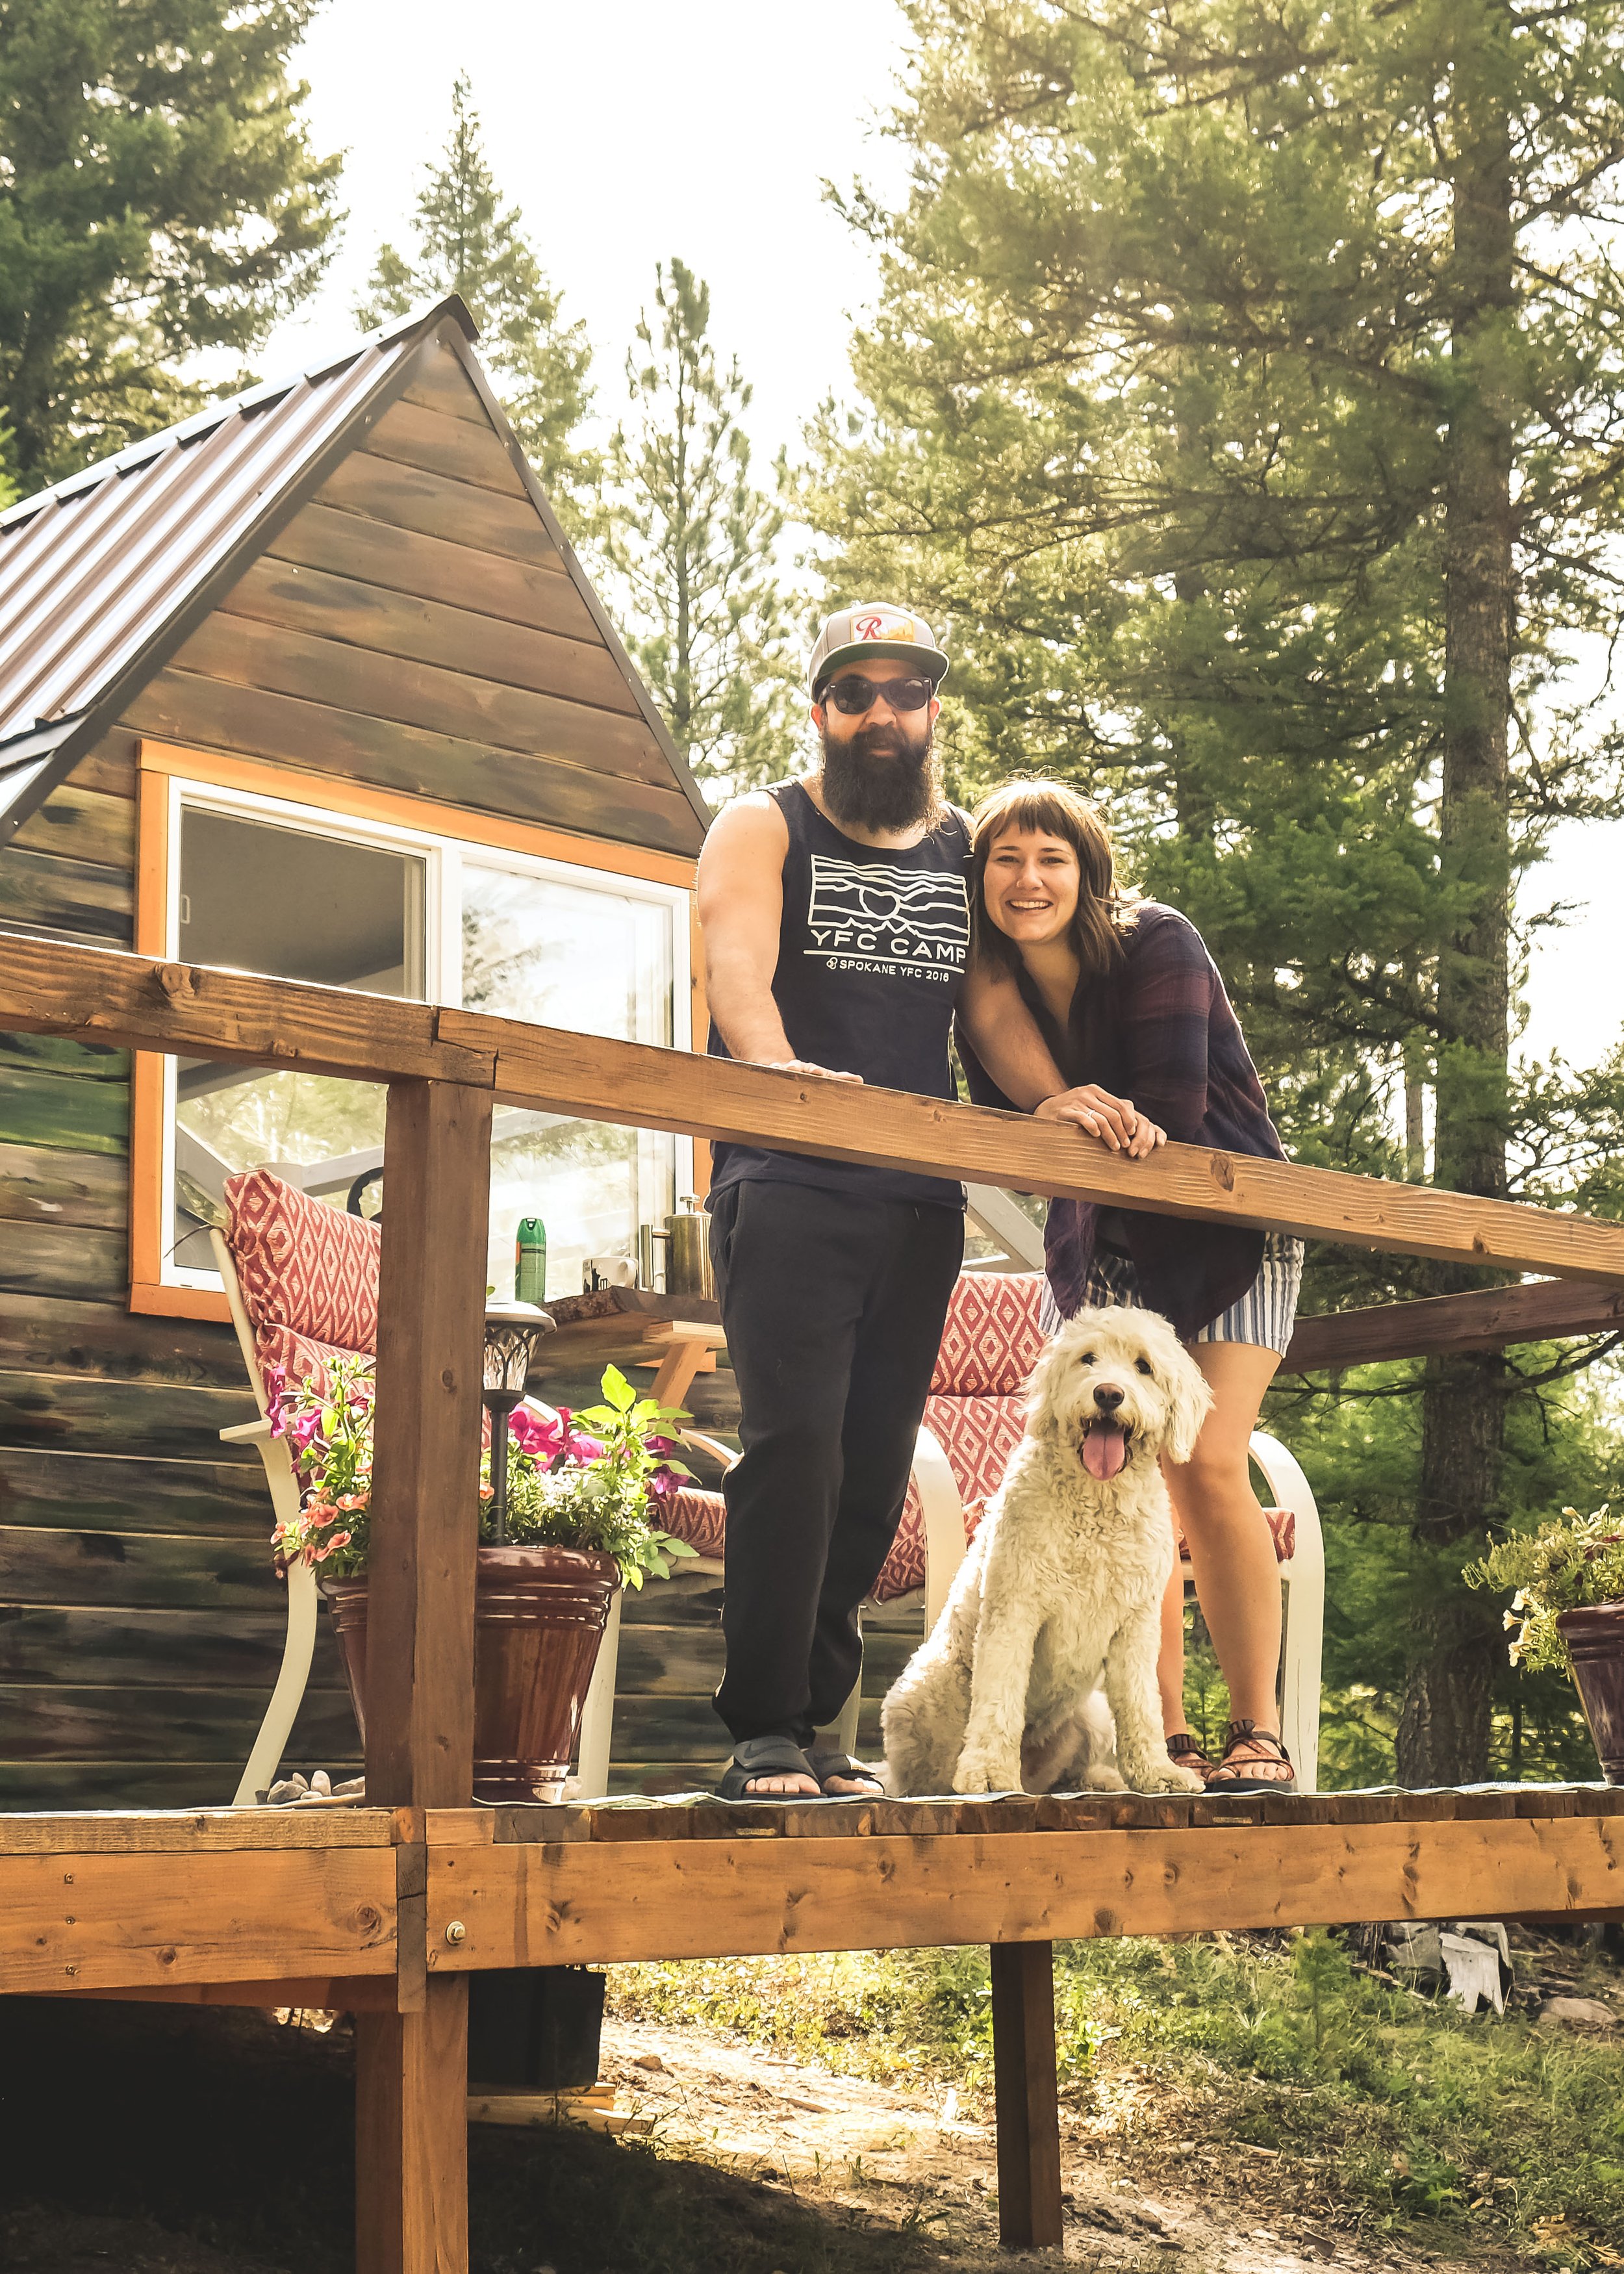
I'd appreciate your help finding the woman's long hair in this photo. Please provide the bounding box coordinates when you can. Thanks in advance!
[969,779,1139,986]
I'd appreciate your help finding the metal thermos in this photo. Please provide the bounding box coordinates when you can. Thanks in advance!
[665,1195,713,1299]
[637,1221,669,1292]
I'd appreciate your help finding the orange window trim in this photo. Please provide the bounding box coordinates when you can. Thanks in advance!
[131,738,707,1322]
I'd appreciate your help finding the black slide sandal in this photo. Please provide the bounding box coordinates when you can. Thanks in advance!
[807,1749,886,1798]
[717,1734,819,1800]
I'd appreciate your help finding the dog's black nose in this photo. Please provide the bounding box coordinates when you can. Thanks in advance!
[1093,1384,1124,1412]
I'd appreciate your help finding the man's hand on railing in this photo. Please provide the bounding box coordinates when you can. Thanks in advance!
[764,1060,865,1084]
[1035,1084,1166,1157]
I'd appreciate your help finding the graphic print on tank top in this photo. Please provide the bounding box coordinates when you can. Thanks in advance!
[806,854,969,981]
[707,780,972,1207]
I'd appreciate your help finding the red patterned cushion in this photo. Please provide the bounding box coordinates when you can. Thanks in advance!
[255,1322,359,1401]
[931,1272,1047,1394]
[874,1522,925,1601]
[661,1486,727,1561]
[880,1390,1028,1602]
[225,1168,381,1353]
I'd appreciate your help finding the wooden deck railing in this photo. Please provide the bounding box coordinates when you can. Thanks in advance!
[6,930,1624,2273]
[10,931,1624,1280]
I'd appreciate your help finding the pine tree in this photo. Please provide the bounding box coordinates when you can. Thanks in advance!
[0,0,341,488]
[597,259,801,801]
[812,0,1624,1782]
[357,73,594,513]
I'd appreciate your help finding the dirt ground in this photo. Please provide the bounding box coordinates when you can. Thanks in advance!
[0,1991,1546,2274]
[588,2015,1522,2273]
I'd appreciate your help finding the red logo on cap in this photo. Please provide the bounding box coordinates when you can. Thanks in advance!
[853,611,893,641]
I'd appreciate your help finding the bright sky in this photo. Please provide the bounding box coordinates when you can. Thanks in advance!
[265,0,1624,1082]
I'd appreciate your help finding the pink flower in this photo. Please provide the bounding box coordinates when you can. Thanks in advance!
[645,1434,678,1457]
[288,1410,325,1456]
[509,1407,561,1458]
[315,1529,352,1562]
[647,1465,681,1501]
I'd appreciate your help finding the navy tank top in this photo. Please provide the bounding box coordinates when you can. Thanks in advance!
[707,780,972,1208]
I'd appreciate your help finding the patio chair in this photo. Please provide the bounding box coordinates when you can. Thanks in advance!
[213,1166,729,1805]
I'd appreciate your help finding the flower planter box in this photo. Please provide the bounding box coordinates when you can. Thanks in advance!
[323,1544,619,1802]
[1558,1601,1624,1785]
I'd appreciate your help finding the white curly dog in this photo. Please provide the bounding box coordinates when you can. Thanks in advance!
[882,1305,1214,1798]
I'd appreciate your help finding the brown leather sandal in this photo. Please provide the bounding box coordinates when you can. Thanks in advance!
[1165,1733,1213,1784]
[1206,1719,1295,1793]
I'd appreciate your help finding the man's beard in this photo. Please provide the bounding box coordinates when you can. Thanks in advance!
[818,719,944,833]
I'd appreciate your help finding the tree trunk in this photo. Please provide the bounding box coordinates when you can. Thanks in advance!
[1397,28,1516,1787]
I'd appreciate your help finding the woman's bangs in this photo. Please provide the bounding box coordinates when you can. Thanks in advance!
[976,786,1091,851]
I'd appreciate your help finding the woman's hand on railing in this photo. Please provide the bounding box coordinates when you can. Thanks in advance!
[1035,1084,1166,1157]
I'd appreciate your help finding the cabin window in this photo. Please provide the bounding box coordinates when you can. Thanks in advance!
[141,765,694,1312]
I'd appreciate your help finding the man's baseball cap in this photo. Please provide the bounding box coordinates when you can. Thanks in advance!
[808,603,950,697]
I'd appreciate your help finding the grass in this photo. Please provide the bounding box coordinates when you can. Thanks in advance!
[11,1932,1624,2271]
[611,1928,1624,2269]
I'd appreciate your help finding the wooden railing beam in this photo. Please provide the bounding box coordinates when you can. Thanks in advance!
[3,931,1623,1284]
[0,928,494,1088]
[1282,1277,1624,1371]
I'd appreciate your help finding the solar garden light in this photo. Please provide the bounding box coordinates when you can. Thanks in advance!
[482,1301,555,1544]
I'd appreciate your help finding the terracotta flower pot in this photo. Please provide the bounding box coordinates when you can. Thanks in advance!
[322,1543,620,1803]
[1557,1602,1624,1784]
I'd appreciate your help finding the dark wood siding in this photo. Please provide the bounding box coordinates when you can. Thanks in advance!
[0,734,354,1804]
[0,337,715,1803]
[121,337,705,856]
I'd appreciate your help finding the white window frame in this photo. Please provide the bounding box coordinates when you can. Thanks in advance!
[159,771,693,1291]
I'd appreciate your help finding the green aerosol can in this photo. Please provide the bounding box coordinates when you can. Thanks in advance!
[514,1217,548,1305]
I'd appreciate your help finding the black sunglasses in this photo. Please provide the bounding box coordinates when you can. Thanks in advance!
[818,672,936,715]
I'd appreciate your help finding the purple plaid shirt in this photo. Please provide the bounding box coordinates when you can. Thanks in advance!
[960,904,1287,1339]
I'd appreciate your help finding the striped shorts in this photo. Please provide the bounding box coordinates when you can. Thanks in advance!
[1038,1231,1305,1356]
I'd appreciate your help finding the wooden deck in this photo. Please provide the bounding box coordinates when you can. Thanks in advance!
[7,935,1624,2266]
[6,1783,1621,2259]
[6,1784,1621,1998]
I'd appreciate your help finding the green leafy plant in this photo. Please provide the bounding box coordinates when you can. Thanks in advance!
[1466,1507,1624,1675]
[490,1364,700,1589]
[265,1358,698,1589]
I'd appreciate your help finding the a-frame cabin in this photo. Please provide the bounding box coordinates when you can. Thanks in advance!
[0,296,727,1806]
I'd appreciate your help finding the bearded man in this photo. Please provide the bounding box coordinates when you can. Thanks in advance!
[698,605,983,1798]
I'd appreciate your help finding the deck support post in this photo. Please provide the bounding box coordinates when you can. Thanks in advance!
[355,1078,493,2274]
[990,1939,1063,2251]
[355,1984,471,2274]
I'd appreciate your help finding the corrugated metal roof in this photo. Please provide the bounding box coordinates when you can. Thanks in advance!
[0,299,467,756]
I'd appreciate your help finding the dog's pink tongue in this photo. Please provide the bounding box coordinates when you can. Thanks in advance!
[1082,1422,1128,1481]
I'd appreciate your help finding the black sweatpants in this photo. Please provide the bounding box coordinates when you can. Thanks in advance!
[708,1179,965,1748]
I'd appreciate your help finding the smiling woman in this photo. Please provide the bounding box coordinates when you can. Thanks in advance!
[958,776,1305,1796]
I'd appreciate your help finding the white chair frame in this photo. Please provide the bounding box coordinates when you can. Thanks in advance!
[211,1228,322,1808]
